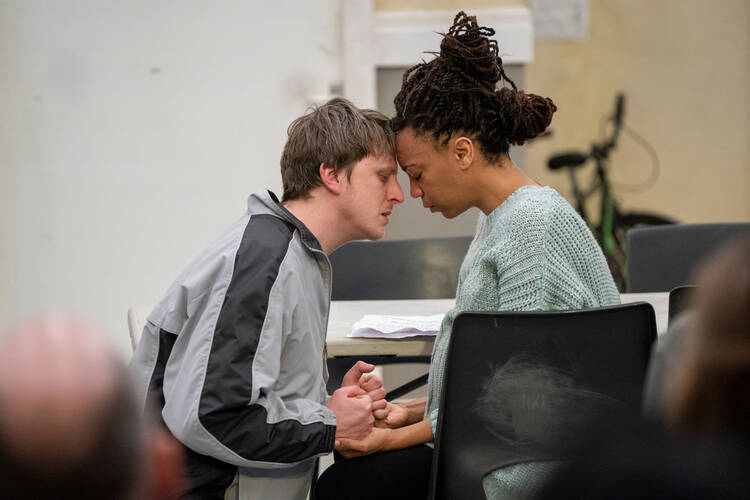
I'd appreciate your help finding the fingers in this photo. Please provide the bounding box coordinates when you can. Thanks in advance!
[373,408,389,420]
[368,387,386,402]
[336,385,367,398]
[334,438,351,451]
[371,397,387,411]
[341,360,375,387]
[353,360,375,374]
[374,418,390,428]
[359,374,383,393]
[335,436,369,453]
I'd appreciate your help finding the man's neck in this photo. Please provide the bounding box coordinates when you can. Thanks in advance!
[283,192,347,254]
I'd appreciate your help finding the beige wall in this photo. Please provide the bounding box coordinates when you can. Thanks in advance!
[377,0,750,224]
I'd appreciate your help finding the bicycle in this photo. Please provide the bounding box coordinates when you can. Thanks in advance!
[547,93,677,291]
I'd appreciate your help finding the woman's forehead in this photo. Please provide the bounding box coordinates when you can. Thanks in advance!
[397,128,435,153]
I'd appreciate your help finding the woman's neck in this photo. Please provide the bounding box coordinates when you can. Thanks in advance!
[473,155,541,215]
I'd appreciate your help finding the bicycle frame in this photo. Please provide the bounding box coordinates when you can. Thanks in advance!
[567,156,619,254]
[549,93,677,291]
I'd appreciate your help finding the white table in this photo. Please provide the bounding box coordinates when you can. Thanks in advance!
[325,292,669,359]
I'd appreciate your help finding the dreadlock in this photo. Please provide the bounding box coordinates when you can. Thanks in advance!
[393,11,557,161]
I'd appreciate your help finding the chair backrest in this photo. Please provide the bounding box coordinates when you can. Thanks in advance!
[626,223,750,292]
[668,285,698,323]
[127,306,151,352]
[329,236,472,300]
[430,303,657,500]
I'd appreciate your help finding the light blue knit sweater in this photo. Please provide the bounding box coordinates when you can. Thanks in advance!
[425,185,621,434]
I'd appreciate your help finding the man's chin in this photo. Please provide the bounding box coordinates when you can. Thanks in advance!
[364,227,386,241]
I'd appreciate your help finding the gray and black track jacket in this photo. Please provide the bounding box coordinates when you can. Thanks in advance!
[130,190,336,493]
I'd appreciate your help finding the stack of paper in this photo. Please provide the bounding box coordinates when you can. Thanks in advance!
[348,314,444,339]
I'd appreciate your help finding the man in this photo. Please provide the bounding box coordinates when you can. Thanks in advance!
[129,98,404,499]
[0,315,184,500]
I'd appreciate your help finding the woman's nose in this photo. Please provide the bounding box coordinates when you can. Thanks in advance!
[410,178,423,198]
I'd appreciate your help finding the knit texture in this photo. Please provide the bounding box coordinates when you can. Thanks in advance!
[425,185,620,433]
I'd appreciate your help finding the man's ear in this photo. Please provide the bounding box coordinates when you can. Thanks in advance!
[454,137,474,171]
[319,162,344,194]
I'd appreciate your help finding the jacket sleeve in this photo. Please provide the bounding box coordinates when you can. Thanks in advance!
[167,214,336,466]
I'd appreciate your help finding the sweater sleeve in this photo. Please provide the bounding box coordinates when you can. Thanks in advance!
[540,203,621,309]
[493,214,548,312]
[493,191,619,312]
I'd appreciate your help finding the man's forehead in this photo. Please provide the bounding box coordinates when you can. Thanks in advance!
[368,154,398,171]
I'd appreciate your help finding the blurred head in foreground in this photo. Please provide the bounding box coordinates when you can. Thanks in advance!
[0,314,183,500]
[667,235,750,435]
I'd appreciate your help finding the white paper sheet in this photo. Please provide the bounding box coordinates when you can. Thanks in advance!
[347,314,444,339]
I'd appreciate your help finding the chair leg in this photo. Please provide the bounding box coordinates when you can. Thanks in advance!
[387,374,429,400]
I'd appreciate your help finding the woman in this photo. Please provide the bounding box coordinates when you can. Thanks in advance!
[316,12,619,499]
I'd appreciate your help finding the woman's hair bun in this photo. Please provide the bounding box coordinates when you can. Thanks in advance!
[439,11,502,90]
[495,87,557,145]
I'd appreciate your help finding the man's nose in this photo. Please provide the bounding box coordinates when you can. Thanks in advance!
[389,176,405,204]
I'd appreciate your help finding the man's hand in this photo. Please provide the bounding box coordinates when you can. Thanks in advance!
[374,401,410,428]
[359,372,387,417]
[341,361,387,417]
[335,427,392,458]
[326,385,373,441]
[341,360,376,387]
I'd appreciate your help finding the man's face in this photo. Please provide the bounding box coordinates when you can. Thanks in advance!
[339,155,404,241]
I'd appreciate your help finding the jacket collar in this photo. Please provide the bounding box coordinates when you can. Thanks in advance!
[247,191,323,252]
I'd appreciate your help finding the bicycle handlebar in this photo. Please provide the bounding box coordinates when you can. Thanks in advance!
[548,152,588,170]
[546,92,626,171]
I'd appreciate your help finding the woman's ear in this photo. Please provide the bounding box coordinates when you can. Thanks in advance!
[319,162,343,194]
[454,137,474,171]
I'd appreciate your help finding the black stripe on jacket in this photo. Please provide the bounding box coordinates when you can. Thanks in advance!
[198,214,334,462]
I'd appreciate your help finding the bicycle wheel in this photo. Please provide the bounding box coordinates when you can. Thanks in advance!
[613,212,677,291]
[617,212,677,228]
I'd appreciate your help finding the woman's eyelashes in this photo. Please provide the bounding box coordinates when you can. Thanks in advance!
[406,169,421,181]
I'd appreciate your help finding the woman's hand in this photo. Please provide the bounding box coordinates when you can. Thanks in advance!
[335,427,392,458]
[374,401,410,428]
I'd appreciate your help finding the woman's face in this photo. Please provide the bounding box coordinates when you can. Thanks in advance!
[395,127,473,219]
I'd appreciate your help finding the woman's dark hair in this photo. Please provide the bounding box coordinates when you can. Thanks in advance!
[393,11,557,161]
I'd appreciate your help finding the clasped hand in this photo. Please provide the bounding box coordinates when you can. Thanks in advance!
[326,361,387,441]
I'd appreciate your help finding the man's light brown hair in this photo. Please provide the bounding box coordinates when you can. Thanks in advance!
[280,98,396,201]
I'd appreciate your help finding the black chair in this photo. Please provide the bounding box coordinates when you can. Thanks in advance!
[626,223,750,292]
[326,236,472,398]
[668,285,698,323]
[330,236,473,300]
[429,303,657,500]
